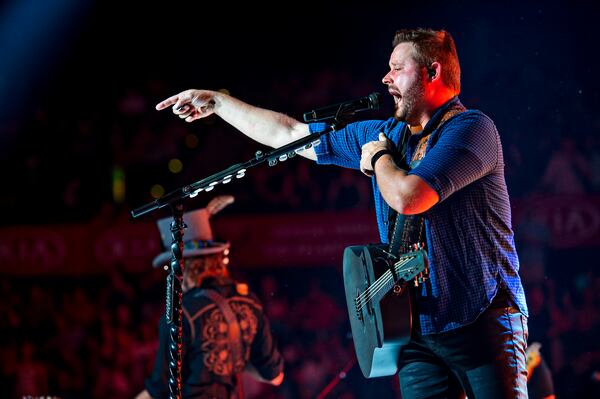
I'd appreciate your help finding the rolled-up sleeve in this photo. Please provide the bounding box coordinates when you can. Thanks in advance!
[409,111,500,202]
[311,120,391,169]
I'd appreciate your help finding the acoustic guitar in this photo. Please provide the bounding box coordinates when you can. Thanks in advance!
[342,244,428,378]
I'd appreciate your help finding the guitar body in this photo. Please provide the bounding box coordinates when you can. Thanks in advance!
[343,245,413,378]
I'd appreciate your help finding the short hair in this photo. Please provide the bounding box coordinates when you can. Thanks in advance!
[393,28,461,93]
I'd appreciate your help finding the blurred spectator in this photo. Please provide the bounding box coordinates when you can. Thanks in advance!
[539,136,591,194]
[526,285,553,353]
[526,342,555,399]
[586,132,600,193]
[258,275,292,339]
[326,168,371,210]
[14,341,49,397]
[515,208,551,285]
[290,277,345,336]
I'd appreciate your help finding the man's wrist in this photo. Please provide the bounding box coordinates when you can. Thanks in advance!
[370,149,392,171]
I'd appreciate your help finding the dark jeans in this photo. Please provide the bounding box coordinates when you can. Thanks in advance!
[398,295,529,399]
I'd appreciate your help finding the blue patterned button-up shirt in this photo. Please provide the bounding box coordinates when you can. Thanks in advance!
[310,97,528,334]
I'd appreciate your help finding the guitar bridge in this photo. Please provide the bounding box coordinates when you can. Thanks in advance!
[355,297,364,322]
[355,305,363,321]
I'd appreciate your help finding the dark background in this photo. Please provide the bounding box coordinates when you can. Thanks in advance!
[1,1,599,398]
[1,0,598,221]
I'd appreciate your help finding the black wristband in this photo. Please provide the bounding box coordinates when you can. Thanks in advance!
[370,149,392,171]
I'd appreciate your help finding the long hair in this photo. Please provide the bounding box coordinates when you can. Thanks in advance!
[393,28,461,93]
[184,253,229,286]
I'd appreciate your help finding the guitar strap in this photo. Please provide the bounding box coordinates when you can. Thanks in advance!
[196,289,245,379]
[387,101,466,255]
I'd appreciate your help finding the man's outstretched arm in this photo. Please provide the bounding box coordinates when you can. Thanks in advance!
[156,89,316,160]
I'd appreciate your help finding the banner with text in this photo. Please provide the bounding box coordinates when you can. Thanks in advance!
[1,195,598,276]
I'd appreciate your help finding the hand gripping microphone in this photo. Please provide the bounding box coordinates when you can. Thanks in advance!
[303,92,382,123]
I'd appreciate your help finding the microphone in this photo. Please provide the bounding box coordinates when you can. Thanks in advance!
[303,92,382,123]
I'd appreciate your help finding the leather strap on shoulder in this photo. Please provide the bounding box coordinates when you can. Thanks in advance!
[196,289,244,374]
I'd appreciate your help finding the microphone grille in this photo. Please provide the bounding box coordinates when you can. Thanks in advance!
[368,92,383,110]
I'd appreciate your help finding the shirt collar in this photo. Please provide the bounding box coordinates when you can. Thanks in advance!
[421,96,461,136]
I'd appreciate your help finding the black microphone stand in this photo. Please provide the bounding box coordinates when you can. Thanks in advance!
[131,115,355,399]
[166,201,185,399]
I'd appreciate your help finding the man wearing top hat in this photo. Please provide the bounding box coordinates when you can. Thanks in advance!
[135,195,284,399]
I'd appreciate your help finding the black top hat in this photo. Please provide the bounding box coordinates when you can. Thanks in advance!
[152,196,233,268]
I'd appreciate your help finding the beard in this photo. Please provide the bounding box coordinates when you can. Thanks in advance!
[393,76,426,124]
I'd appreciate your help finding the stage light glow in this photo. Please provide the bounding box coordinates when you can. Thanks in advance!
[168,158,183,173]
[150,184,164,198]
[185,134,199,149]
[112,166,126,204]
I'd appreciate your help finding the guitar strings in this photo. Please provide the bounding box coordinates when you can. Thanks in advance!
[355,251,421,312]
[355,256,414,311]
[355,254,418,310]
[356,257,411,306]
[360,262,403,304]
[355,270,395,312]
[356,269,394,307]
